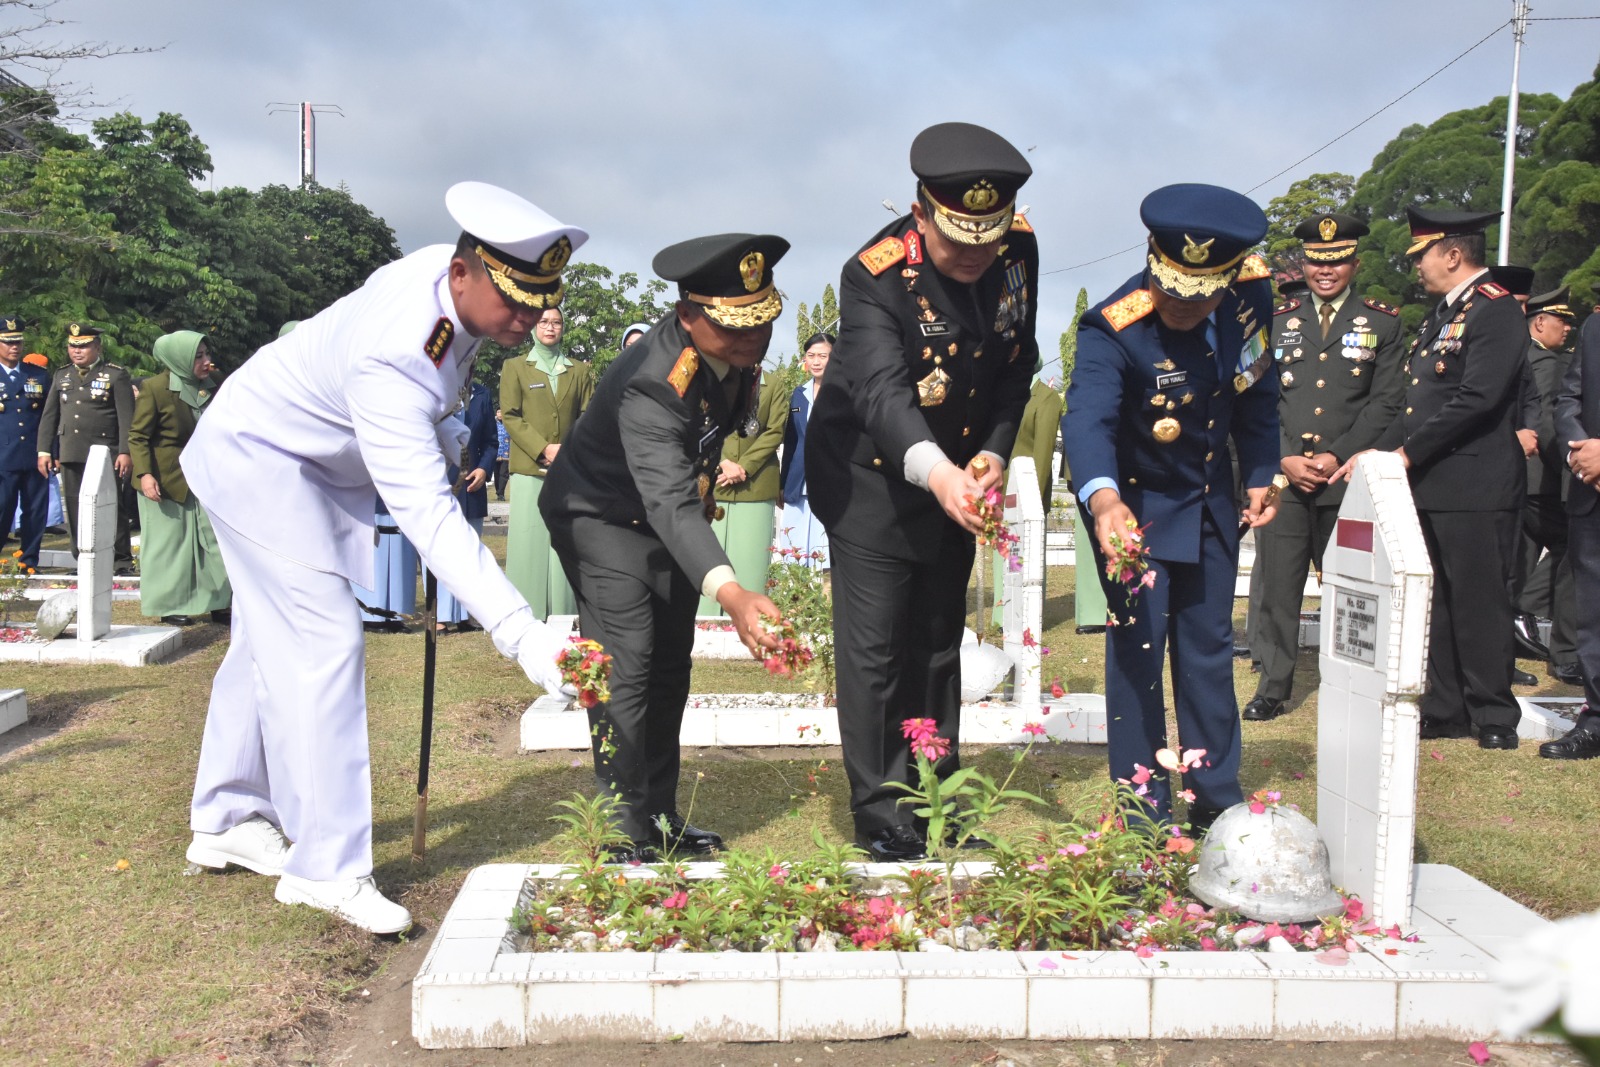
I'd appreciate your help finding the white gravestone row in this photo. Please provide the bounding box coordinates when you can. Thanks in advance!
[1316,451,1431,930]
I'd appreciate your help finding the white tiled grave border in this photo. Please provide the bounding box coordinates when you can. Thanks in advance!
[414,860,1546,1048]
[521,693,1108,750]
[0,689,26,734]
[0,622,181,666]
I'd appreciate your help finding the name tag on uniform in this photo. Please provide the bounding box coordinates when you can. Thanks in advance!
[919,322,952,337]
[698,427,719,451]
[528,382,547,390]
[1155,371,1187,389]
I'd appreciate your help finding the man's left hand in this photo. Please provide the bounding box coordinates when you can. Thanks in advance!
[716,583,782,657]
[966,454,1003,493]
[1241,484,1280,530]
[114,452,131,478]
[1569,438,1600,485]
[1516,428,1538,458]
[464,468,488,493]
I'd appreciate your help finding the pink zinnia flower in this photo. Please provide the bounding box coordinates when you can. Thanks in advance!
[912,733,951,761]
[1021,722,1046,737]
[1060,843,1088,857]
[900,717,939,741]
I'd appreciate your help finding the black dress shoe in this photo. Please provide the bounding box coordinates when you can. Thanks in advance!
[1513,614,1551,661]
[1232,644,1252,659]
[1539,720,1600,760]
[1477,724,1519,750]
[855,825,928,862]
[1512,668,1538,687]
[940,827,993,851]
[1419,719,1472,740]
[209,608,231,624]
[1241,695,1287,722]
[160,614,194,626]
[642,812,722,856]
[602,842,661,864]
[1550,662,1585,686]
[1075,624,1106,635]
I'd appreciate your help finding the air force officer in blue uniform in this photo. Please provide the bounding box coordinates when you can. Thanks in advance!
[1062,184,1279,831]
[0,316,51,567]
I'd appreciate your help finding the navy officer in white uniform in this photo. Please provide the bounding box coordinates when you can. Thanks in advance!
[181,183,580,934]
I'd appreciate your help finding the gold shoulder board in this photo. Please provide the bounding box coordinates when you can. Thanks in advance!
[858,236,906,276]
[424,317,454,366]
[668,347,699,397]
[1476,282,1509,300]
[1363,297,1399,317]
[1274,297,1301,316]
[1102,289,1154,332]
[1009,213,1033,234]
[1234,254,1270,282]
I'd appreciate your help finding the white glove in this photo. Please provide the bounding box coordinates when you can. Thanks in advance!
[514,620,577,697]
[435,416,471,466]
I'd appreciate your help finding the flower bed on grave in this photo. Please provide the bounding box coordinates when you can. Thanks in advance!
[508,736,1420,962]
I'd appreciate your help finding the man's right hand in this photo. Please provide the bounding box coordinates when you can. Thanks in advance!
[515,624,577,697]
[1089,487,1139,560]
[36,456,54,479]
[540,443,561,465]
[929,461,985,535]
[1569,438,1600,486]
[716,583,782,659]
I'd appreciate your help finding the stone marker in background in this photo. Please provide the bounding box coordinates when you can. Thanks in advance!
[76,444,115,644]
[1315,451,1432,929]
[1000,456,1044,715]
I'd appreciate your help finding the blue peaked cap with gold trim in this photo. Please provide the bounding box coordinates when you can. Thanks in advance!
[1140,183,1268,302]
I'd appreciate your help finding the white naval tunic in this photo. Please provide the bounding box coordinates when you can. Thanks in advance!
[183,245,544,880]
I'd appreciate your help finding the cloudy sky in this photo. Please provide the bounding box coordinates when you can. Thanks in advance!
[29,0,1600,373]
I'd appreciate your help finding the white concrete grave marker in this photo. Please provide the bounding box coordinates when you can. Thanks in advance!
[76,444,116,643]
[1000,456,1043,714]
[1315,451,1432,929]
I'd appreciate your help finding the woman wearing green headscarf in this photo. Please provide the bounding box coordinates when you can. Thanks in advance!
[128,330,231,625]
[500,305,595,618]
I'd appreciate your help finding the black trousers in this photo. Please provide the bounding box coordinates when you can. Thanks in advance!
[1514,494,1575,665]
[1568,505,1600,709]
[493,459,509,501]
[550,519,697,841]
[57,460,133,566]
[829,528,974,834]
[1418,509,1520,730]
[1250,494,1339,701]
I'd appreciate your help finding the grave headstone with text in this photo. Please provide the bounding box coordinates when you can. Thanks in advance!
[1315,451,1432,929]
[1000,456,1043,714]
[76,444,116,643]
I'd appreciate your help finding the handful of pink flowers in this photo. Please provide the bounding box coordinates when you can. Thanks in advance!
[555,638,612,708]
[966,488,1022,572]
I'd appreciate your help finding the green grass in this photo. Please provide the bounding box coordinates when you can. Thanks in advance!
[0,552,1594,1063]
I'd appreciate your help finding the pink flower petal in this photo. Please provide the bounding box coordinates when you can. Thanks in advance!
[1313,948,1350,966]
[1430,749,1445,761]
[1036,957,1058,970]
[1154,748,1181,772]
[1467,1041,1491,1065]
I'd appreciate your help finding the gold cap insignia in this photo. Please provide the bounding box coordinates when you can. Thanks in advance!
[962,180,1000,213]
[1318,217,1337,242]
[536,235,573,276]
[1181,235,1214,265]
[739,251,765,294]
[69,323,82,337]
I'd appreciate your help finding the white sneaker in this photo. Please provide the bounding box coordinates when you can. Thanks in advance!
[274,874,413,935]
[186,815,291,876]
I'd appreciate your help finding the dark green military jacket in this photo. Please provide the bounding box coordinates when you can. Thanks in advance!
[1269,289,1405,505]
[714,372,788,503]
[129,372,211,504]
[499,353,595,478]
[1009,378,1063,505]
[37,358,134,463]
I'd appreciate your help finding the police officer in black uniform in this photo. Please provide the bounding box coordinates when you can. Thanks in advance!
[1243,215,1404,721]
[1343,208,1526,748]
[541,234,785,861]
[806,122,1038,861]
[36,323,135,571]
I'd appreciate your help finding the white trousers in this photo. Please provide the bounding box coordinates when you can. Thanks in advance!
[190,515,374,880]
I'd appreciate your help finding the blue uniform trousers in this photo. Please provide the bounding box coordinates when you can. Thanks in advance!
[0,467,49,567]
[1099,511,1244,820]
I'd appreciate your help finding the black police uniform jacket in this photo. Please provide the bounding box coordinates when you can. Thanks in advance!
[1371,275,1525,512]
[1523,336,1572,499]
[1061,269,1278,564]
[0,361,51,471]
[1557,315,1600,518]
[806,213,1039,561]
[1269,289,1405,507]
[538,316,755,590]
[37,360,134,462]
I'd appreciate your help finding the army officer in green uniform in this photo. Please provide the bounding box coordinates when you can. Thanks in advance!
[500,305,595,618]
[36,323,136,571]
[1243,215,1404,721]
[698,368,788,615]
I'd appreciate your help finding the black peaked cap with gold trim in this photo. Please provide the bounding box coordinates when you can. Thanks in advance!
[1139,183,1268,302]
[1527,285,1575,321]
[1294,213,1366,264]
[911,122,1031,246]
[1405,206,1498,256]
[654,234,789,330]
[66,322,103,346]
[445,181,588,310]
[1488,264,1535,298]
[0,315,24,343]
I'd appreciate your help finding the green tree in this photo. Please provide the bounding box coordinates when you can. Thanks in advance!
[1058,287,1088,393]
[1516,61,1600,314]
[792,283,839,357]
[1262,173,1356,267]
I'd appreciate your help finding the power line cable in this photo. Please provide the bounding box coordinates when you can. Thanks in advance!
[1042,19,1512,277]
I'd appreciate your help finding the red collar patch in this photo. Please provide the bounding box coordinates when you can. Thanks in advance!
[904,229,923,266]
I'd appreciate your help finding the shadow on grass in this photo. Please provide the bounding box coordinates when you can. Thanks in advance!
[0,683,156,764]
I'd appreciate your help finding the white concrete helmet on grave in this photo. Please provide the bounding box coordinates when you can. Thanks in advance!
[1189,802,1344,923]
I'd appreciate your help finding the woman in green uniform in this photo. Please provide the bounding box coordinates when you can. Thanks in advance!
[500,306,595,618]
